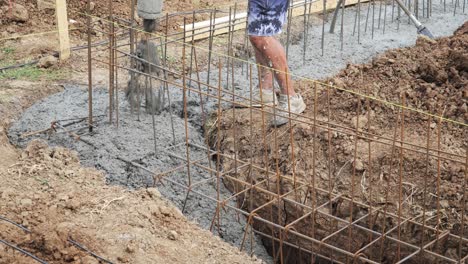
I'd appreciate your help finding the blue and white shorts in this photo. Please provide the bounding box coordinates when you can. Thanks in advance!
[247,0,290,36]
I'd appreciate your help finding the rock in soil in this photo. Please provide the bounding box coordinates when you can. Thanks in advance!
[38,55,58,68]
[8,3,29,22]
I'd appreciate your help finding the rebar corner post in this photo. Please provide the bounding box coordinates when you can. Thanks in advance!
[87,0,93,132]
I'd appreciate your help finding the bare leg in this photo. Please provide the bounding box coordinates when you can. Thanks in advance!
[249,35,295,96]
[253,46,274,91]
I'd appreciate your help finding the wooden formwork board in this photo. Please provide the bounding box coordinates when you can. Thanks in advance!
[181,0,370,42]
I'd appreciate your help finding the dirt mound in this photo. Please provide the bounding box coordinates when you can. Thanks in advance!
[213,24,467,263]
[0,139,261,264]
[328,21,467,123]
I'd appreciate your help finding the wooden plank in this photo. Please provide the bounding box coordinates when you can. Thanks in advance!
[55,0,70,60]
[181,0,369,42]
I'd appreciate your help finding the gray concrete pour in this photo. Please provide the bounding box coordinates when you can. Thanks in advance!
[9,2,466,263]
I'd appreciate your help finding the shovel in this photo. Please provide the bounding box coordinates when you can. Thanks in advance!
[394,0,435,39]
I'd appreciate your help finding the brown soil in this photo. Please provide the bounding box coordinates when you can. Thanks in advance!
[214,23,467,263]
[0,2,263,263]
[0,0,245,41]
[0,139,262,264]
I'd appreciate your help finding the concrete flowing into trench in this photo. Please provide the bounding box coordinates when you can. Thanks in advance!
[8,2,466,263]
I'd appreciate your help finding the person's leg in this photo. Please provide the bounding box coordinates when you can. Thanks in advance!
[252,44,274,91]
[249,35,295,96]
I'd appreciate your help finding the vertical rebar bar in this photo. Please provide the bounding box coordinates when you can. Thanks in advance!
[434,108,443,257]
[372,0,376,38]
[226,7,232,91]
[182,36,192,189]
[347,86,362,263]
[378,107,402,262]
[340,0,346,50]
[145,35,157,154]
[420,113,432,260]
[206,10,215,95]
[383,0,388,34]
[286,1,293,60]
[459,150,467,263]
[303,0,308,65]
[365,85,374,245]
[215,58,223,236]
[108,0,114,124]
[187,11,196,93]
[163,14,176,145]
[115,28,119,128]
[322,0,327,56]
[129,0,136,116]
[311,82,319,249]
[397,95,406,262]
[87,0,93,132]
[192,47,213,179]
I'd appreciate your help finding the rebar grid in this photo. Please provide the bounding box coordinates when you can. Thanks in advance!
[84,0,467,263]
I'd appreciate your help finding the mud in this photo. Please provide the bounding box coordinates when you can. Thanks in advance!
[8,1,467,263]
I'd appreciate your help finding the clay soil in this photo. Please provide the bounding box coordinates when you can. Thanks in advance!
[215,23,467,263]
[1,1,264,263]
[0,0,243,35]
[0,140,262,264]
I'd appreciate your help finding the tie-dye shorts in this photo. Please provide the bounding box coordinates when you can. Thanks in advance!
[247,0,290,36]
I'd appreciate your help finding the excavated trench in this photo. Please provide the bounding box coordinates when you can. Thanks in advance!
[8,2,466,263]
[215,21,468,264]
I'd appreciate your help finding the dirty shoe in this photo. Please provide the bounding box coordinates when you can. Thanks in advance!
[233,89,277,108]
[271,94,306,126]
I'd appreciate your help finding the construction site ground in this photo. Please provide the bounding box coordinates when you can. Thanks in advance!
[216,23,467,262]
[0,1,260,263]
[1,0,467,263]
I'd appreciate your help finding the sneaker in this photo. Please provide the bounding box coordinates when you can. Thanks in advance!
[232,89,277,108]
[271,94,306,126]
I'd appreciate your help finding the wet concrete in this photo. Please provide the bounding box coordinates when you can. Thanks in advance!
[8,2,466,263]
